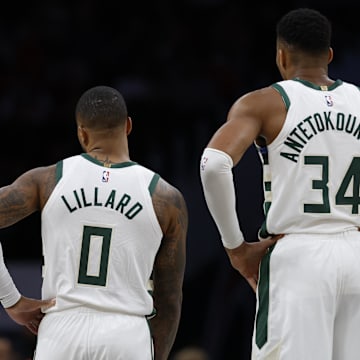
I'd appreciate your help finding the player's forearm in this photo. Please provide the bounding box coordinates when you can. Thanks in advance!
[200,147,244,249]
[150,296,182,360]
[0,243,21,308]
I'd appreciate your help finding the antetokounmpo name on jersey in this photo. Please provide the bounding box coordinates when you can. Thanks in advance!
[281,111,360,163]
[61,187,143,219]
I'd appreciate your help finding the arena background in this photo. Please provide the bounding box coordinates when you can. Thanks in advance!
[0,1,359,358]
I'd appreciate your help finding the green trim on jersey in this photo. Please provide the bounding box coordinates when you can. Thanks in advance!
[255,243,276,349]
[55,161,63,184]
[271,83,290,110]
[81,153,137,168]
[264,181,271,192]
[259,201,271,239]
[293,78,343,91]
[148,174,160,196]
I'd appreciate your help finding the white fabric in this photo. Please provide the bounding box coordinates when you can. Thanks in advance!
[200,147,244,249]
[41,155,162,316]
[252,229,360,360]
[34,308,153,359]
[0,243,21,308]
[261,79,360,235]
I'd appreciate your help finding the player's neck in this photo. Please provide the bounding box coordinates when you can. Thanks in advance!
[87,146,130,165]
[290,68,334,86]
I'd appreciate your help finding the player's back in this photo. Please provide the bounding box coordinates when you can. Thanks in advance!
[258,79,360,237]
[41,154,162,316]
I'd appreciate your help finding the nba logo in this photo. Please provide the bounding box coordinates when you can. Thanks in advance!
[200,156,208,171]
[325,95,333,106]
[102,170,110,183]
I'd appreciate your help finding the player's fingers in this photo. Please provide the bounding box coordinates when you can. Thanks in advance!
[247,277,257,293]
[36,312,45,320]
[27,321,39,335]
[261,234,284,249]
[40,298,56,312]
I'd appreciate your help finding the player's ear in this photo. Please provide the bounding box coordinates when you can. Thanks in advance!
[277,48,286,71]
[328,47,334,64]
[126,117,132,136]
[77,124,89,148]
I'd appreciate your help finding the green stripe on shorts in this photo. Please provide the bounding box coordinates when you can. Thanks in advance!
[255,243,276,348]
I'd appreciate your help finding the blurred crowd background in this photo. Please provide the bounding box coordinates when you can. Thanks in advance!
[0,0,359,359]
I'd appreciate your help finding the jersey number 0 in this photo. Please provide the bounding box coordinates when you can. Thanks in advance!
[78,225,112,286]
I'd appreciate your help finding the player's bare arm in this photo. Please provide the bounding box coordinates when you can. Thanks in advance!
[150,178,187,360]
[0,166,56,333]
[207,86,285,165]
[0,165,56,228]
[202,87,285,291]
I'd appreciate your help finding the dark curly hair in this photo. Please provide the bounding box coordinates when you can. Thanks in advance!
[276,8,332,55]
[75,86,128,130]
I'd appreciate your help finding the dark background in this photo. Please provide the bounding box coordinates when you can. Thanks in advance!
[0,1,359,359]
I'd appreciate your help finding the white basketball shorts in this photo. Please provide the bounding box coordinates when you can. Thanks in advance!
[34,308,153,360]
[252,228,360,360]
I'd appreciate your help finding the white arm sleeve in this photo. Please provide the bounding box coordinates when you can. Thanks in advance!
[0,243,21,308]
[200,147,244,249]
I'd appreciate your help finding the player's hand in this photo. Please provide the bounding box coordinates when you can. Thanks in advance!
[225,235,283,292]
[5,296,56,335]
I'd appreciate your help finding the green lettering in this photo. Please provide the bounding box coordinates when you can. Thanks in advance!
[115,194,131,213]
[125,203,143,219]
[314,113,325,132]
[104,190,116,209]
[323,111,335,130]
[336,113,345,130]
[73,190,82,208]
[81,188,92,207]
[284,136,304,153]
[61,195,77,213]
[298,122,313,140]
[354,123,360,140]
[345,115,356,133]
[280,152,299,163]
[94,187,102,206]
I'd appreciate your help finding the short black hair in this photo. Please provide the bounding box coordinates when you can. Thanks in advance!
[75,86,128,129]
[276,8,332,54]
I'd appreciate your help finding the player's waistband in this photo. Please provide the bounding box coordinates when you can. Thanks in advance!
[283,227,360,240]
[45,305,147,318]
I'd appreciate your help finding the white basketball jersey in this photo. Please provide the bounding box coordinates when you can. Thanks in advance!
[258,79,360,237]
[41,154,162,316]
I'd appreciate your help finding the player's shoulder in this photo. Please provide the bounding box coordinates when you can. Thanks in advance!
[25,154,82,187]
[151,176,188,235]
[152,175,187,214]
[231,84,284,115]
[23,163,57,181]
[154,176,184,201]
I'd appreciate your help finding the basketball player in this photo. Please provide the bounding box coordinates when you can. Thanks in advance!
[200,8,360,360]
[0,85,187,359]
[0,242,54,334]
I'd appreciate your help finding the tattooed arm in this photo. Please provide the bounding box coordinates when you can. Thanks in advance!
[150,178,188,360]
[0,165,56,228]
[0,165,56,328]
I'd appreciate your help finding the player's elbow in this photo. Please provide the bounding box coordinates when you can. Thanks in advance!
[200,147,233,187]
